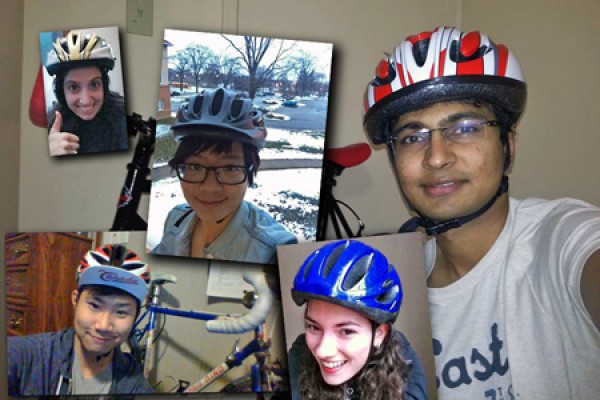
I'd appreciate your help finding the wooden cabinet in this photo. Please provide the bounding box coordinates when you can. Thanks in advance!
[5,233,93,336]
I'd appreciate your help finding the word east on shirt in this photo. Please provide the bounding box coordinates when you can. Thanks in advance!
[425,198,600,400]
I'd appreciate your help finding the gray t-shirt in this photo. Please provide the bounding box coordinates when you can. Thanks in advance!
[72,352,112,395]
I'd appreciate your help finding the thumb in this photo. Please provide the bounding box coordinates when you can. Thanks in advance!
[50,111,62,133]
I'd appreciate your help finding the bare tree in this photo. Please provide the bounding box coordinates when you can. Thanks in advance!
[221,35,294,98]
[219,54,243,89]
[169,49,190,91]
[287,50,319,96]
[184,44,216,92]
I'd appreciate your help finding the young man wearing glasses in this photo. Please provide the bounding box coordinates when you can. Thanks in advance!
[152,88,297,264]
[363,27,600,399]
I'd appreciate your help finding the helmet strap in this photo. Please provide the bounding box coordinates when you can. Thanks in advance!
[386,136,510,236]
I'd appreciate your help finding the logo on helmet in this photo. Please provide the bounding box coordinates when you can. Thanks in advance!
[99,269,140,285]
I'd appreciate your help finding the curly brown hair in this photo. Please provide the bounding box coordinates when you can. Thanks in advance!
[298,325,411,400]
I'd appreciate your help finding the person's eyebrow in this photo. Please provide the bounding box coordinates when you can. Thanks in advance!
[305,315,361,328]
[443,110,489,124]
[393,110,491,134]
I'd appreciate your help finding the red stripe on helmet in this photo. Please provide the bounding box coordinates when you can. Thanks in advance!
[374,84,392,103]
[407,31,433,45]
[397,63,407,87]
[457,57,485,76]
[496,44,509,76]
[438,49,447,77]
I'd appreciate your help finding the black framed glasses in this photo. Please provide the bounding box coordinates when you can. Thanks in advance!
[393,119,501,153]
[175,163,254,185]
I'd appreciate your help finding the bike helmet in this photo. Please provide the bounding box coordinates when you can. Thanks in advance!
[363,27,526,236]
[363,26,526,145]
[172,88,267,150]
[292,240,402,325]
[46,30,116,76]
[77,244,150,305]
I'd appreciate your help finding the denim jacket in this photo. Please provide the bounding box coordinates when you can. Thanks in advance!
[287,329,428,400]
[153,201,298,264]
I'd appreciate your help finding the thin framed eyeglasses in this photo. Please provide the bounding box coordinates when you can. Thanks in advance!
[392,119,500,153]
[175,163,254,185]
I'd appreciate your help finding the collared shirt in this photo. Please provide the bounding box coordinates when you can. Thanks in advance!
[153,200,298,264]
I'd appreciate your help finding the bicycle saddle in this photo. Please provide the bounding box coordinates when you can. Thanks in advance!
[324,143,371,168]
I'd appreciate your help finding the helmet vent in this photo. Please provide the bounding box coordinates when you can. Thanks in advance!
[302,252,318,280]
[449,40,490,63]
[412,38,430,67]
[211,88,225,115]
[192,96,203,115]
[376,283,399,305]
[322,242,346,278]
[230,99,243,120]
[342,254,370,291]
[108,245,126,266]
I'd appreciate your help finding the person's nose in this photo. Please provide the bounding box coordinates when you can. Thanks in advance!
[78,87,93,106]
[315,332,337,359]
[200,169,223,190]
[94,311,114,333]
[422,130,456,170]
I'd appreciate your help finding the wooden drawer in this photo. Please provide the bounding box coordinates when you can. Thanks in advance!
[6,266,28,298]
[5,235,30,265]
[6,304,26,336]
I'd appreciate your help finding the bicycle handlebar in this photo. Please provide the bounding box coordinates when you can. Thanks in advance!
[206,271,273,334]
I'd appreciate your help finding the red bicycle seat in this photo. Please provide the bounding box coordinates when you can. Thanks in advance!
[324,143,371,168]
[29,65,48,128]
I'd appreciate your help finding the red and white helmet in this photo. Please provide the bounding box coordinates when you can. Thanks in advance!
[363,26,527,144]
[77,245,150,305]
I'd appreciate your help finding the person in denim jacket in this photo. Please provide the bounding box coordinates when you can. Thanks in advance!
[153,88,297,264]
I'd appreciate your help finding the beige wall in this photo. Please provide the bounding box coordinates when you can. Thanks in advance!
[461,0,600,205]
[0,0,23,396]
[4,0,599,398]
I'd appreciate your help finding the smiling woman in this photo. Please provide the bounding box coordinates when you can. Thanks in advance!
[288,240,427,400]
[43,29,128,156]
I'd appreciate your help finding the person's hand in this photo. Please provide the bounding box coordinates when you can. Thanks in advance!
[48,111,80,156]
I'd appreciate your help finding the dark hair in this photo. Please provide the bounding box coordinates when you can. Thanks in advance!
[168,136,260,185]
[298,323,410,400]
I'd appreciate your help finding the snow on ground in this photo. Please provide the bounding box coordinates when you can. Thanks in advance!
[147,128,325,249]
[146,168,322,249]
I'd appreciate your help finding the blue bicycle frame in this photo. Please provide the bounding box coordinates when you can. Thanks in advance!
[133,273,276,393]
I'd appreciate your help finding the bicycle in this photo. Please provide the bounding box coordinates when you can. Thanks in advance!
[316,142,371,240]
[133,270,288,394]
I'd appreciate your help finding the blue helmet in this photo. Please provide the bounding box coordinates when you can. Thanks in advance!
[292,240,403,324]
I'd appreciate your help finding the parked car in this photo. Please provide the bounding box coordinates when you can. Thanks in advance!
[263,98,280,105]
[283,99,298,108]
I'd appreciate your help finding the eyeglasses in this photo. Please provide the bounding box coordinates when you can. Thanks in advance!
[392,119,500,153]
[175,163,254,185]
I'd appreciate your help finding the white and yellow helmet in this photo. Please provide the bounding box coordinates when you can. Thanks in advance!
[46,30,115,76]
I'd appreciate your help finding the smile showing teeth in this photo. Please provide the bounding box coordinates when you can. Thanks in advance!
[322,360,346,369]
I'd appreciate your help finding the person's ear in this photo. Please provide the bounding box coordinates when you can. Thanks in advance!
[374,323,390,348]
[506,125,517,173]
[71,289,79,307]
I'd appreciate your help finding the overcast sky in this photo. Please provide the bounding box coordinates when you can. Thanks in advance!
[164,29,333,78]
